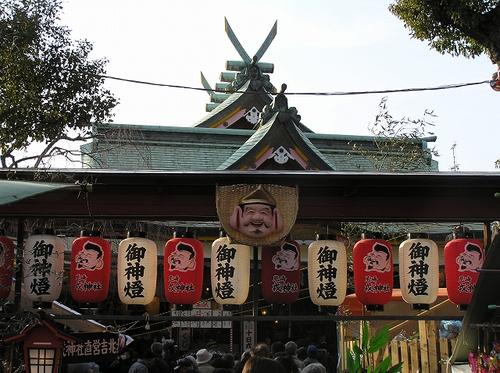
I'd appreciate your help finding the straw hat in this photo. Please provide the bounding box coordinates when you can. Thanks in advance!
[216,184,298,246]
[196,348,213,364]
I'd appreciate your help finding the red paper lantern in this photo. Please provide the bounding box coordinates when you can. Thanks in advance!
[444,235,484,307]
[70,231,111,304]
[0,232,15,300]
[164,236,204,304]
[353,235,393,310]
[261,240,301,304]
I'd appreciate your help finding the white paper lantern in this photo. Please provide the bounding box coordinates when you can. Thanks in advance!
[211,236,251,305]
[117,232,157,305]
[308,237,347,306]
[399,235,439,308]
[23,230,65,302]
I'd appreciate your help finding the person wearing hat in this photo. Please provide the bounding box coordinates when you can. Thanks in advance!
[127,343,149,373]
[196,348,215,373]
[146,342,170,373]
[184,355,198,368]
[173,357,196,373]
[303,345,320,368]
[301,362,326,373]
[285,341,304,371]
[229,185,283,239]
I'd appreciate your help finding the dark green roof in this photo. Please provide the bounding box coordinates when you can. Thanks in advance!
[193,81,251,127]
[84,123,438,172]
[217,111,335,170]
[217,114,275,170]
[0,180,75,206]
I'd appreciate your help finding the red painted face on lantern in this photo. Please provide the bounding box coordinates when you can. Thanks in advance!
[272,244,299,271]
[456,243,483,272]
[168,243,196,271]
[363,244,391,272]
[75,242,104,271]
[239,203,276,238]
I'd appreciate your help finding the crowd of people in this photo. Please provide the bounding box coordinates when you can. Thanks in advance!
[99,338,338,373]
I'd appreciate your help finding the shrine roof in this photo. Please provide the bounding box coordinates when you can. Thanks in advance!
[217,110,335,171]
[192,81,267,129]
[86,122,438,172]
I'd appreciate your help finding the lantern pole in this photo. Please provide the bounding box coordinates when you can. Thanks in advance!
[252,245,259,345]
[288,304,292,339]
[331,318,339,369]
[483,221,492,251]
[14,218,24,312]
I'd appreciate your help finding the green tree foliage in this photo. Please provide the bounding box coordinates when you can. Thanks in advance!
[0,0,118,168]
[347,321,403,373]
[389,0,500,66]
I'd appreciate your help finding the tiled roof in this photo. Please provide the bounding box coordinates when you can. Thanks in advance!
[295,124,336,170]
[217,108,335,171]
[216,114,276,170]
[84,123,437,172]
[84,124,251,170]
[192,81,249,127]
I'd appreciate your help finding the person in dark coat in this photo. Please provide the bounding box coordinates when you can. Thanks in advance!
[242,356,286,373]
[147,342,171,373]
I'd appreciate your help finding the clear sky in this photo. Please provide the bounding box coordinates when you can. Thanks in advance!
[60,0,499,171]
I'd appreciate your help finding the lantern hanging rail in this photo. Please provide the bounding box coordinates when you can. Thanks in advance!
[3,313,464,322]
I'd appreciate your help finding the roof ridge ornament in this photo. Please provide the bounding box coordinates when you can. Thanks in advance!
[224,18,277,92]
[200,18,277,111]
[224,17,252,64]
[224,17,277,65]
[257,83,301,128]
[230,57,275,92]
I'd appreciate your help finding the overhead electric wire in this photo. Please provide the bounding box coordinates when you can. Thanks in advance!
[103,74,492,96]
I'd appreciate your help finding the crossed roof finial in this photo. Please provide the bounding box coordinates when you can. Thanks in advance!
[224,17,277,65]
[200,18,278,110]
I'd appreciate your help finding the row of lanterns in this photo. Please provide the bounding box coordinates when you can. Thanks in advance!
[0,230,484,310]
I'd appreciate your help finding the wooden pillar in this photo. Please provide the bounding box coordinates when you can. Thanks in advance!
[13,218,24,312]
[331,320,339,370]
[338,322,347,371]
[252,246,259,344]
[483,221,492,251]
[427,321,439,373]
[418,320,430,373]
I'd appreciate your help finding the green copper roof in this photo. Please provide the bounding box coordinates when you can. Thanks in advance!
[0,180,75,206]
[85,123,438,172]
[192,81,247,127]
[217,113,277,170]
[217,105,335,171]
